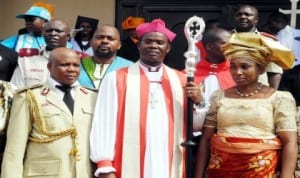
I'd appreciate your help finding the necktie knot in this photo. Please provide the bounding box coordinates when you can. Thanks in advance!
[55,85,74,114]
[56,85,72,93]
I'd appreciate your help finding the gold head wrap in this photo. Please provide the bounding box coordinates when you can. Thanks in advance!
[221,32,295,69]
[122,16,145,30]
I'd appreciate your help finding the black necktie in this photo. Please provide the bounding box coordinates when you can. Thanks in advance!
[56,85,74,114]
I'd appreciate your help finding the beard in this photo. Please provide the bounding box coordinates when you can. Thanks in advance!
[236,23,254,32]
[94,50,115,59]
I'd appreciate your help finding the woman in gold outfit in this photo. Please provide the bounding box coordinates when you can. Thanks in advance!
[194,32,297,178]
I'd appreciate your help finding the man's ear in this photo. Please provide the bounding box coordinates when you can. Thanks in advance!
[118,41,122,50]
[47,62,51,71]
[66,34,71,42]
[205,43,213,51]
[137,41,141,51]
[254,16,259,26]
[166,43,171,53]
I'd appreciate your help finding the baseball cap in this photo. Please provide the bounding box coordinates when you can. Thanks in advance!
[16,6,51,21]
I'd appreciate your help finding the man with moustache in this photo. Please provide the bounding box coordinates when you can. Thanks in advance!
[233,4,283,89]
[232,4,259,33]
[1,47,97,178]
[10,19,71,89]
[78,25,133,89]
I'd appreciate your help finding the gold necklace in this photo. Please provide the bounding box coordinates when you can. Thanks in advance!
[235,83,262,97]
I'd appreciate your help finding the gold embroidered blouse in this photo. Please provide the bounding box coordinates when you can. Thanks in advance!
[204,90,297,139]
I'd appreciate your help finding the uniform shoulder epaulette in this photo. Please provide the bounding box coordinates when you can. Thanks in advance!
[81,86,98,93]
[18,48,40,57]
[16,84,43,93]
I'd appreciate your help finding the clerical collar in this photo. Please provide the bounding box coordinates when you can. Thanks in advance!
[139,61,162,72]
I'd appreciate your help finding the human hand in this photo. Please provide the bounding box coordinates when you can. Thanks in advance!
[184,82,203,104]
[98,172,116,178]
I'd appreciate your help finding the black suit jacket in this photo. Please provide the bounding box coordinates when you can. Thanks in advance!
[0,44,18,81]
[279,64,300,106]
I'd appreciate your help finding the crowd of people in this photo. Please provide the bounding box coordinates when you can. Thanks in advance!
[0,2,299,178]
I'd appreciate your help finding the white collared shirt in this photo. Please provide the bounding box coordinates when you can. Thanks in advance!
[47,77,80,101]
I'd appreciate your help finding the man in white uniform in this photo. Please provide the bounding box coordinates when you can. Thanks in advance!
[90,19,202,178]
[2,48,97,178]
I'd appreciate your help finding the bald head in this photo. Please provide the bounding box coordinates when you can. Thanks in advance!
[48,48,80,85]
[49,47,78,62]
[43,19,71,50]
[202,28,231,46]
[202,28,231,63]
